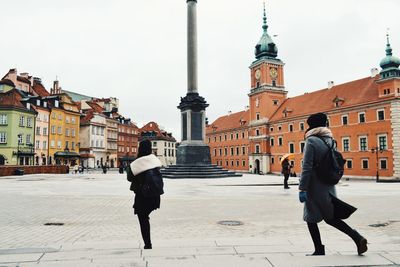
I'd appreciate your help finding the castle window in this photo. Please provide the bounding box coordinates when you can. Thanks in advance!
[289,124,293,132]
[236,147,240,155]
[299,122,305,131]
[359,136,368,151]
[358,112,366,123]
[271,157,274,165]
[256,113,260,120]
[278,125,282,131]
[380,158,387,170]
[272,80,276,87]
[242,146,246,155]
[377,109,385,121]
[300,142,306,153]
[230,147,234,156]
[362,159,369,169]
[256,129,260,136]
[273,100,279,105]
[342,115,348,125]
[270,127,274,132]
[256,81,260,87]
[342,137,350,152]
[278,137,283,146]
[346,159,353,169]
[224,147,228,155]
[270,138,274,147]
[255,145,260,154]
[236,133,239,139]
[242,160,246,167]
[289,143,295,153]
[378,135,387,150]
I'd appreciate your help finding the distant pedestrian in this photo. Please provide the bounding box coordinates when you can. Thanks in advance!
[102,164,107,174]
[126,139,163,249]
[281,158,291,189]
[299,112,367,256]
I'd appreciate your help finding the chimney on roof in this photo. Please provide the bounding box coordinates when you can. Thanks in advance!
[20,72,29,78]
[371,68,379,78]
[51,80,61,94]
[328,81,335,89]
[33,77,42,84]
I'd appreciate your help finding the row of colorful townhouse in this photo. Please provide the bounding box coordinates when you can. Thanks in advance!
[0,68,178,169]
[0,68,139,168]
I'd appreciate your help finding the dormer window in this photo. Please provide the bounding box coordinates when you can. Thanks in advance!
[333,96,344,107]
[36,99,40,106]
[54,100,59,108]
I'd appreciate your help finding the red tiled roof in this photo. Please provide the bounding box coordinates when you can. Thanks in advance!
[32,82,50,97]
[17,76,31,84]
[140,121,176,141]
[269,76,382,122]
[86,101,104,113]
[80,110,94,124]
[0,89,27,109]
[207,110,250,134]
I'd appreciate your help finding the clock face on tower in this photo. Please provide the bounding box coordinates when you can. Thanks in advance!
[270,67,278,79]
[255,69,261,80]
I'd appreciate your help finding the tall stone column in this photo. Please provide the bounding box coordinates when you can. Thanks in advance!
[177,0,211,166]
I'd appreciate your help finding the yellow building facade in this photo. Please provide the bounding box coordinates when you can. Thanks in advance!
[48,94,80,165]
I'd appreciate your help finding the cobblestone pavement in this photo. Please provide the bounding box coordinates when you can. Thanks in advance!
[0,173,399,266]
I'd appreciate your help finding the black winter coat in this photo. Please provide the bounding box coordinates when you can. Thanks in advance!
[127,166,161,215]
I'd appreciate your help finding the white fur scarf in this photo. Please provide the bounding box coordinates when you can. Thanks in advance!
[305,127,333,139]
[130,154,162,176]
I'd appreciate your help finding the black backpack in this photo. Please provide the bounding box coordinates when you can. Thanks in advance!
[141,168,164,197]
[315,137,346,185]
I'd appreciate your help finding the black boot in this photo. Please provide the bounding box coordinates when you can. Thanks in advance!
[352,230,368,255]
[306,245,325,256]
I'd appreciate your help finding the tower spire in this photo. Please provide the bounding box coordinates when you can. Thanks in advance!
[262,2,268,32]
[386,32,393,56]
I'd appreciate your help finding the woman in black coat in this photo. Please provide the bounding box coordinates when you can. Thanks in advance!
[127,139,162,249]
[299,113,368,256]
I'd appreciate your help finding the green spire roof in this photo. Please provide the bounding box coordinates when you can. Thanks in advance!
[254,3,277,59]
[380,34,400,70]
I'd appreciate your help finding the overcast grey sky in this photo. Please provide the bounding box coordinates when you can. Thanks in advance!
[1,0,399,140]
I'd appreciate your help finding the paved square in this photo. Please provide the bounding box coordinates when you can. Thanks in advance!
[0,172,399,266]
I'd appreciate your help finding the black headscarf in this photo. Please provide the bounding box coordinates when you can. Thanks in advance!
[137,139,152,158]
[306,112,328,132]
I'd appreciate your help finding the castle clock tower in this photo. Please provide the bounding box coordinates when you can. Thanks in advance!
[248,4,287,174]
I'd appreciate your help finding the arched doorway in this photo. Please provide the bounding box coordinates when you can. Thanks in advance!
[255,159,260,174]
[0,155,5,165]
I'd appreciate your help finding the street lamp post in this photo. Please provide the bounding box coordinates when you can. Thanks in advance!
[371,146,384,182]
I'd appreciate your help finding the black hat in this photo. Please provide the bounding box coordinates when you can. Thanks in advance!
[138,139,152,158]
[306,113,328,132]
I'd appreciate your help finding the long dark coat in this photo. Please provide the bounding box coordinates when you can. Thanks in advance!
[299,135,337,223]
[127,166,161,215]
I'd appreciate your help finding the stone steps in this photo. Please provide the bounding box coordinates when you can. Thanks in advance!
[161,165,242,179]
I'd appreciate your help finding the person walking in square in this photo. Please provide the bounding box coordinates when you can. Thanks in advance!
[281,158,291,189]
[127,139,163,249]
[299,112,367,256]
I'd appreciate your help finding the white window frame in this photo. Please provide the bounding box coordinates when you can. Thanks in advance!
[377,109,385,121]
[0,132,7,143]
[342,137,350,152]
[358,136,368,151]
[19,115,25,127]
[57,141,62,149]
[377,134,388,151]
[358,112,366,123]
[299,122,304,131]
[270,137,274,147]
[278,137,283,146]
[361,158,369,169]
[299,141,306,153]
[255,144,260,154]
[0,114,7,125]
[289,142,295,153]
[346,159,353,169]
[341,114,349,126]
[380,158,388,170]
